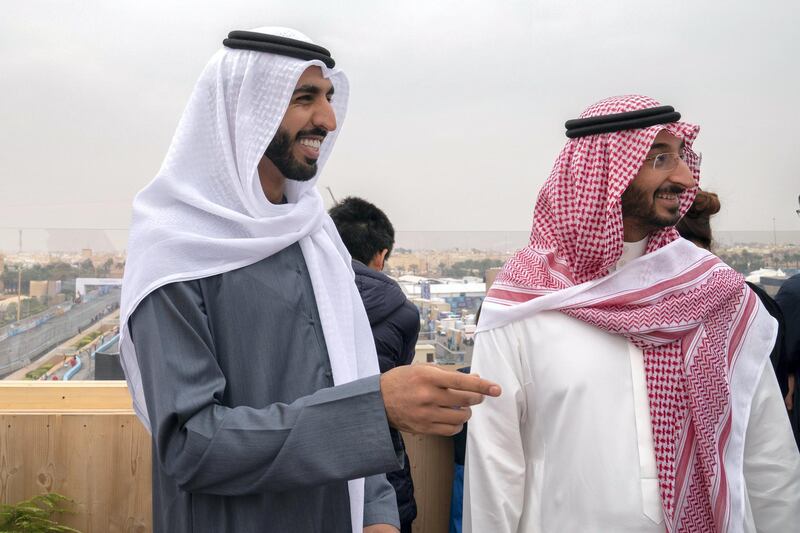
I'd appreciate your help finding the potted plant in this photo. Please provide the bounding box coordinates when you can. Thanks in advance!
[0,493,81,533]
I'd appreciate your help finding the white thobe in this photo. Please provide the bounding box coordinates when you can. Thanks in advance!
[465,240,800,533]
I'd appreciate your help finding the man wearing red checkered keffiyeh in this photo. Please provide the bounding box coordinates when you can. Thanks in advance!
[464,95,800,533]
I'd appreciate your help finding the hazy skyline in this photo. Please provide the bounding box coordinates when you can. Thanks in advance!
[2,0,799,252]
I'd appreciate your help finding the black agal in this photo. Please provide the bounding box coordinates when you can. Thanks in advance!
[223,30,335,68]
[565,105,680,138]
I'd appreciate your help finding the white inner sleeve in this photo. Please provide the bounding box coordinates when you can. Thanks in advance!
[628,342,665,524]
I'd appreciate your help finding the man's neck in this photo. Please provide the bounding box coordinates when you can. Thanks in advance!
[622,221,650,243]
[257,157,286,204]
[615,236,649,270]
[622,213,669,242]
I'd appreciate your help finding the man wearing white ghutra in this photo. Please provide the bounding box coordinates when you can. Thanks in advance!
[120,27,501,533]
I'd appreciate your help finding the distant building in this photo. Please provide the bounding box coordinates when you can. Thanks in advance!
[28,280,47,299]
[81,248,93,261]
[402,281,485,313]
[746,268,788,297]
[410,297,452,324]
[412,343,436,365]
[29,280,62,301]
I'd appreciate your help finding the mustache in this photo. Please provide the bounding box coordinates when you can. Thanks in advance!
[655,184,686,195]
[295,127,328,141]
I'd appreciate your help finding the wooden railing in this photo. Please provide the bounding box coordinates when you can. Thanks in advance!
[0,382,455,532]
[0,382,151,532]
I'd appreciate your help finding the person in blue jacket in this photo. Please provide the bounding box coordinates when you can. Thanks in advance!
[330,197,421,533]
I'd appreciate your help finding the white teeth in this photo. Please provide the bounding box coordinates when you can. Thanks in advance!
[299,138,321,150]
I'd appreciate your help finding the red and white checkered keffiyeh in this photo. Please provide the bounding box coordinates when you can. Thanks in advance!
[481,95,776,532]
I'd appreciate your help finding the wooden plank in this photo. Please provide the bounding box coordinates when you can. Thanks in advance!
[403,432,455,533]
[0,383,459,532]
[0,382,133,412]
[0,413,151,532]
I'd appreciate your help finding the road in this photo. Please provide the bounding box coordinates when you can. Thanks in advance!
[0,290,120,377]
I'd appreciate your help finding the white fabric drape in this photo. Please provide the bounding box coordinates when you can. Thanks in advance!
[118,27,378,532]
[465,313,798,533]
[467,239,798,532]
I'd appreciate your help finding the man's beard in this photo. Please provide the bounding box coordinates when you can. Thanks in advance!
[264,128,325,182]
[620,183,684,230]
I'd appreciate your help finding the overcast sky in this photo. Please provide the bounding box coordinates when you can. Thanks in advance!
[1,0,799,249]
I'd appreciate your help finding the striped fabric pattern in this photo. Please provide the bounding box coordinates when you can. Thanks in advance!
[483,95,764,532]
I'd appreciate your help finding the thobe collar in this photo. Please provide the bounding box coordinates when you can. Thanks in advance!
[613,236,649,271]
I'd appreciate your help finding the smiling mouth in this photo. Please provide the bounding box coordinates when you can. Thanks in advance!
[299,138,322,150]
[655,191,680,202]
[654,185,686,205]
[296,137,323,161]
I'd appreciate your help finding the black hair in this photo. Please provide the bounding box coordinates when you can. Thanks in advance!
[329,196,395,265]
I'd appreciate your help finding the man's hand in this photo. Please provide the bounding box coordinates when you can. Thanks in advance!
[380,364,501,436]
[363,524,399,533]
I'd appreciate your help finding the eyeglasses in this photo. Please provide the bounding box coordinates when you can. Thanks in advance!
[642,149,688,172]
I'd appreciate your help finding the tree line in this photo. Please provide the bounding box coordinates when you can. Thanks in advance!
[1,259,120,294]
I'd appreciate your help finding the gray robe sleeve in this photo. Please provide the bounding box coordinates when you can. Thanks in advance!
[363,473,400,527]
[130,280,402,496]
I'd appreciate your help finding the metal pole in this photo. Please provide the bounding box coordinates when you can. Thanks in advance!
[17,267,21,321]
[772,217,777,246]
[325,186,337,204]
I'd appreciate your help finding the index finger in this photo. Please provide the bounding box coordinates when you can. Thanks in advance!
[445,372,502,397]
